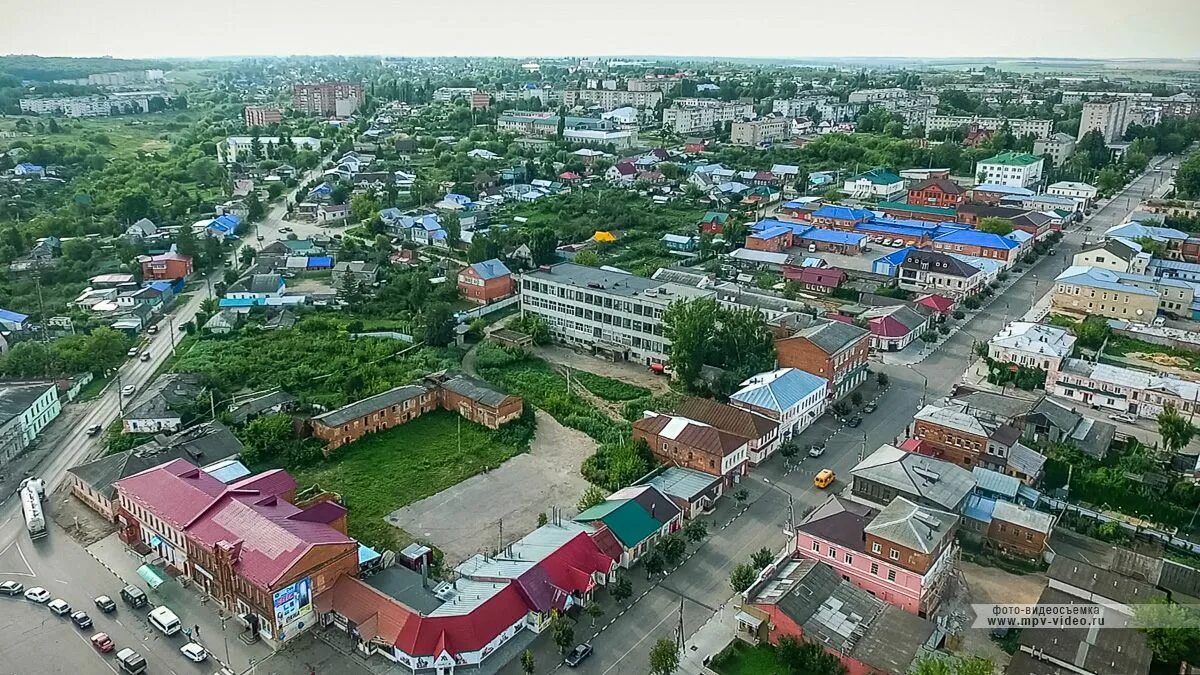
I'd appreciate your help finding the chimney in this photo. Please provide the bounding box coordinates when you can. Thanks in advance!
[420,560,429,589]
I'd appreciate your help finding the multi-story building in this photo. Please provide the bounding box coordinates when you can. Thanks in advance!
[987,322,1076,378]
[914,403,1030,474]
[1047,181,1099,206]
[729,368,828,442]
[0,382,62,466]
[773,96,861,123]
[1052,265,1192,319]
[898,249,986,298]
[432,87,478,103]
[975,151,1044,188]
[925,115,1053,138]
[662,99,754,134]
[795,495,959,617]
[1078,97,1131,143]
[562,88,662,109]
[673,397,779,466]
[772,315,871,401]
[292,81,364,116]
[907,177,965,208]
[632,413,749,486]
[931,230,1022,266]
[244,106,283,127]
[563,128,639,149]
[138,252,193,281]
[1050,358,1200,420]
[216,136,322,163]
[730,118,790,146]
[1072,239,1151,274]
[457,258,514,304]
[470,91,491,110]
[627,78,680,93]
[850,444,974,513]
[1033,133,1076,167]
[843,168,906,201]
[18,94,163,118]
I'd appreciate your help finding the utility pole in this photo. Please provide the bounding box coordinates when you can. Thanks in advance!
[209,390,216,421]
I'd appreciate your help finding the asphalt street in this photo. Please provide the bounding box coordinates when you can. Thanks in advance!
[501,155,1183,675]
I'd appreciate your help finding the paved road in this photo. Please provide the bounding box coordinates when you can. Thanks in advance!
[502,156,1185,675]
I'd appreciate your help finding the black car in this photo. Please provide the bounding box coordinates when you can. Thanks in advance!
[846,416,863,428]
[94,595,116,613]
[70,611,93,629]
[862,403,877,414]
[0,580,23,596]
[564,643,593,667]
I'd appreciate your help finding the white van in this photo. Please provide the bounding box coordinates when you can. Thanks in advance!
[148,605,182,636]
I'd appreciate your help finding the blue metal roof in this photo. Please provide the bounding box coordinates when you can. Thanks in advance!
[934,229,1020,250]
[796,228,867,246]
[874,247,916,267]
[147,281,172,292]
[358,543,382,565]
[811,205,873,221]
[750,225,791,240]
[855,222,931,239]
[749,218,791,233]
[308,256,334,268]
[0,308,31,323]
[963,494,997,524]
[730,368,828,413]
[470,258,512,280]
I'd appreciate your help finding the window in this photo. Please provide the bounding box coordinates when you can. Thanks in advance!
[811,541,820,552]
[887,570,897,582]
[870,563,879,575]
[871,542,881,554]
[828,547,836,558]
[844,553,853,565]
[889,549,900,561]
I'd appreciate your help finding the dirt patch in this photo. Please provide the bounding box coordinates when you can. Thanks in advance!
[48,485,117,547]
[534,344,672,394]
[938,562,1047,669]
[1128,351,1191,369]
[386,411,597,565]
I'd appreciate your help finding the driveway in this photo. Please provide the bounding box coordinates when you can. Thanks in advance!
[533,344,672,393]
[386,411,596,565]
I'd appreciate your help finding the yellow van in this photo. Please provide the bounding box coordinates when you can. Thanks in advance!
[814,469,835,489]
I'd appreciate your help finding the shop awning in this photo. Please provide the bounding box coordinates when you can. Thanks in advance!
[358,544,381,567]
[735,611,764,629]
[136,564,168,590]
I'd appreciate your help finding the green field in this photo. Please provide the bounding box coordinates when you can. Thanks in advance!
[290,410,529,551]
[710,641,789,675]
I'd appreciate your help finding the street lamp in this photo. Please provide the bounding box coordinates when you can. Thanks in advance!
[906,364,928,407]
[760,477,795,536]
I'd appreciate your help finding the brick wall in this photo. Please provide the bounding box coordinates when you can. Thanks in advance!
[914,419,986,469]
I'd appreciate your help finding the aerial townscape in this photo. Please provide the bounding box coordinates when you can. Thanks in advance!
[2,6,1200,675]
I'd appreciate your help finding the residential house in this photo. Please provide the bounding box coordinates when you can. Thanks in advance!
[661,234,698,253]
[1072,238,1151,274]
[729,368,828,442]
[204,214,242,239]
[966,498,1055,559]
[745,225,792,253]
[914,402,1045,480]
[850,444,974,513]
[138,251,193,281]
[914,294,956,317]
[907,177,965,208]
[317,204,351,225]
[968,183,1035,205]
[773,315,871,401]
[66,421,242,520]
[226,390,298,426]
[699,211,729,235]
[223,274,286,307]
[1047,181,1099,206]
[0,382,62,466]
[1050,358,1200,421]
[1104,221,1191,261]
[1009,211,1054,240]
[1023,397,1116,460]
[955,203,1029,227]
[121,373,205,433]
[1052,265,1191,319]
[310,374,523,451]
[794,495,958,617]
[987,322,1076,378]
[898,250,986,298]
[639,467,724,519]
[633,413,749,487]
[13,162,45,177]
[331,261,379,287]
[931,230,1021,266]
[605,161,637,183]
[0,308,30,332]
[738,556,937,675]
[843,168,905,201]
[976,152,1044,188]
[203,310,240,334]
[673,397,779,466]
[458,259,514,304]
[792,266,846,293]
[126,217,158,239]
[574,485,682,568]
[859,305,929,352]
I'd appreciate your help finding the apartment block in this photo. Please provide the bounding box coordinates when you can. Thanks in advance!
[662,99,754,134]
[1078,97,1131,143]
[925,115,1053,138]
[292,81,364,116]
[1052,265,1192,320]
[1033,133,1076,167]
[244,106,283,128]
[730,118,791,146]
[563,88,662,109]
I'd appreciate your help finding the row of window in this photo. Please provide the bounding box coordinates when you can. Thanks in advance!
[811,541,900,583]
[523,295,665,336]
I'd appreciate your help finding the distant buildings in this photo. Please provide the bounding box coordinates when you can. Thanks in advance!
[662,99,754,134]
[292,81,364,116]
[1078,97,1131,143]
[1033,133,1076,167]
[217,136,322,163]
[925,115,1053,138]
[562,88,662,109]
[730,118,790,146]
[19,92,166,118]
[244,106,283,127]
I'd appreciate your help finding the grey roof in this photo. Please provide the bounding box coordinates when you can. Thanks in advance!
[953,391,1038,422]
[900,249,982,278]
[312,384,430,428]
[1018,587,1153,675]
[363,566,444,614]
[972,467,1021,499]
[226,390,298,425]
[641,466,721,502]
[1030,397,1081,432]
[860,304,928,332]
[1073,417,1116,460]
[525,262,710,304]
[1007,442,1046,477]
[792,318,869,355]
[437,374,513,408]
[850,605,936,675]
[1048,557,1166,606]
[991,501,1054,534]
[0,382,57,428]
[797,496,878,551]
[67,421,241,500]
[862,497,957,555]
[124,373,205,421]
[229,274,283,294]
[852,444,974,511]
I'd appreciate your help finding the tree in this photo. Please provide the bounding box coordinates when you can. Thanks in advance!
[1,341,53,378]
[682,518,707,543]
[575,250,600,267]
[911,655,993,675]
[729,562,757,593]
[850,391,863,406]
[520,650,536,675]
[423,303,455,347]
[245,193,265,222]
[528,228,558,266]
[750,547,774,570]
[977,217,1013,236]
[586,600,604,627]
[240,246,257,266]
[648,639,680,675]
[663,297,719,388]
[876,372,889,387]
[549,612,574,654]
[610,574,633,604]
[1074,316,1111,350]
[733,488,749,506]
[187,157,225,188]
[467,234,502,263]
[659,534,686,567]
[577,484,607,511]
[351,192,380,224]
[537,512,548,527]
[643,550,665,578]
[1137,598,1200,664]
[1158,402,1197,456]
[1177,152,1200,199]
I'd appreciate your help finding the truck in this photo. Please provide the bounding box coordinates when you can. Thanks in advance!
[19,477,46,501]
[20,486,47,540]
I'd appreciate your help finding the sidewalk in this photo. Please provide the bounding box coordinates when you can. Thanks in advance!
[678,602,739,675]
[86,532,274,673]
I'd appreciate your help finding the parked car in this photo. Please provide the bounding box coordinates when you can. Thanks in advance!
[91,633,115,653]
[180,643,208,663]
[807,444,825,458]
[862,403,876,414]
[24,587,50,603]
[71,611,93,629]
[1109,412,1138,424]
[846,416,863,428]
[121,385,136,397]
[94,595,117,613]
[147,325,159,334]
[120,585,147,608]
[564,644,593,668]
[86,424,103,436]
[0,580,23,595]
[48,598,71,615]
[126,347,139,357]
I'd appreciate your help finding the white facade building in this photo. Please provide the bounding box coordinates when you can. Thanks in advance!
[729,368,828,440]
[662,99,754,134]
[976,152,1045,188]
[563,89,662,109]
[926,115,1054,138]
[987,322,1076,376]
[1033,133,1076,167]
[0,382,62,465]
[563,128,639,150]
[217,136,322,163]
[1047,181,1099,205]
[1078,98,1131,143]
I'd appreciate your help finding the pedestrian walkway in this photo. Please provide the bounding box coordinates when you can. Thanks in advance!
[678,603,738,674]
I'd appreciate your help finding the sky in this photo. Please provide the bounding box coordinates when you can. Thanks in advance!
[2,0,1198,61]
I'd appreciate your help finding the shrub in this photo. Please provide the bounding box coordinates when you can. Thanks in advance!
[953,310,965,320]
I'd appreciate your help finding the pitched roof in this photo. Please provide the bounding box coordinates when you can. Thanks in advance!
[123,373,205,422]
[863,497,957,554]
[811,205,873,222]
[633,414,750,458]
[313,384,430,428]
[731,368,828,413]
[673,397,777,440]
[989,322,1076,358]
[910,177,964,194]
[851,444,974,511]
[861,305,928,336]
[436,374,514,408]
[227,391,298,425]
[980,151,1042,167]
[1017,587,1152,675]
[788,318,869,355]
[574,498,663,549]
[934,229,1020,250]
[114,458,229,530]
[852,168,903,185]
[1053,266,1162,297]
[0,382,55,427]
[900,249,982,278]
[797,496,878,551]
[877,201,958,217]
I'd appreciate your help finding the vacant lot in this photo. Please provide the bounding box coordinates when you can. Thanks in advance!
[290,410,530,552]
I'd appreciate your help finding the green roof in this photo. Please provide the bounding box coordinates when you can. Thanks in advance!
[575,499,661,548]
[854,168,903,185]
[982,151,1041,167]
[702,211,730,224]
[878,201,957,217]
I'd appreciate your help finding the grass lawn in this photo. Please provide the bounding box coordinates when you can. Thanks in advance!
[710,640,788,675]
[76,372,115,401]
[571,370,650,402]
[289,410,528,551]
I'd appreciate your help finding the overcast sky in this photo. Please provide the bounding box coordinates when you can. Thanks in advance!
[2,0,1198,61]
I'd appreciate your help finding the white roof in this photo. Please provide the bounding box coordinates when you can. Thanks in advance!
[1048,181,1098,192]
[989,322,1076,359]
[991,500,1054,534]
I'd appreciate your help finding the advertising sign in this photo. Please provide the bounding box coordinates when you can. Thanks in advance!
[272,576,313,627]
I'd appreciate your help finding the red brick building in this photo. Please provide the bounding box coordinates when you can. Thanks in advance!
[773,316,871,401]
[906,177,965,208]
[470,91,491,110]
[457,258,514,304]
[745,225,792,252]
[632,413,749,485]
[244,106,283,127]
[138,251,193,281]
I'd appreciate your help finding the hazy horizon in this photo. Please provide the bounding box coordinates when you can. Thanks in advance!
[2,0,1198,62]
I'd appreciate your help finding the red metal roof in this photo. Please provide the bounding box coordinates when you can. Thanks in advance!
[796,267,847,288]
[869,315,912,338]
[115,459,227,530]
[537,531,616,597]
[915,294,955,313]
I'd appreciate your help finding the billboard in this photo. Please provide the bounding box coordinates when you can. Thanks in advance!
[272,576,313,628]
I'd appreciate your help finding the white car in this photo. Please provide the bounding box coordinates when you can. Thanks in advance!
[48,598,71,615]
[1109,412,1138,424]
[24,587,50,603]
[180,642,208,662]
[121,385,136,397]
[127,347,139,357]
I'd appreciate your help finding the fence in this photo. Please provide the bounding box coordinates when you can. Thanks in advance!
[455,295,520,321]
[1042,496,1200,556]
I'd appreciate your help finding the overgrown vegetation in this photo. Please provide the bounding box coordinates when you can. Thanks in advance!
[570,370,650,402]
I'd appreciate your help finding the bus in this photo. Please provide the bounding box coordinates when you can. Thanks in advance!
[21,486,47,540]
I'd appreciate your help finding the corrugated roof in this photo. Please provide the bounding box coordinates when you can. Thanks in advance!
[731,368,828,414]
[863,496,957,554]
[312,384,430,428]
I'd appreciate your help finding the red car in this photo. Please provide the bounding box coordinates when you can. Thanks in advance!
[91,632,114,653]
